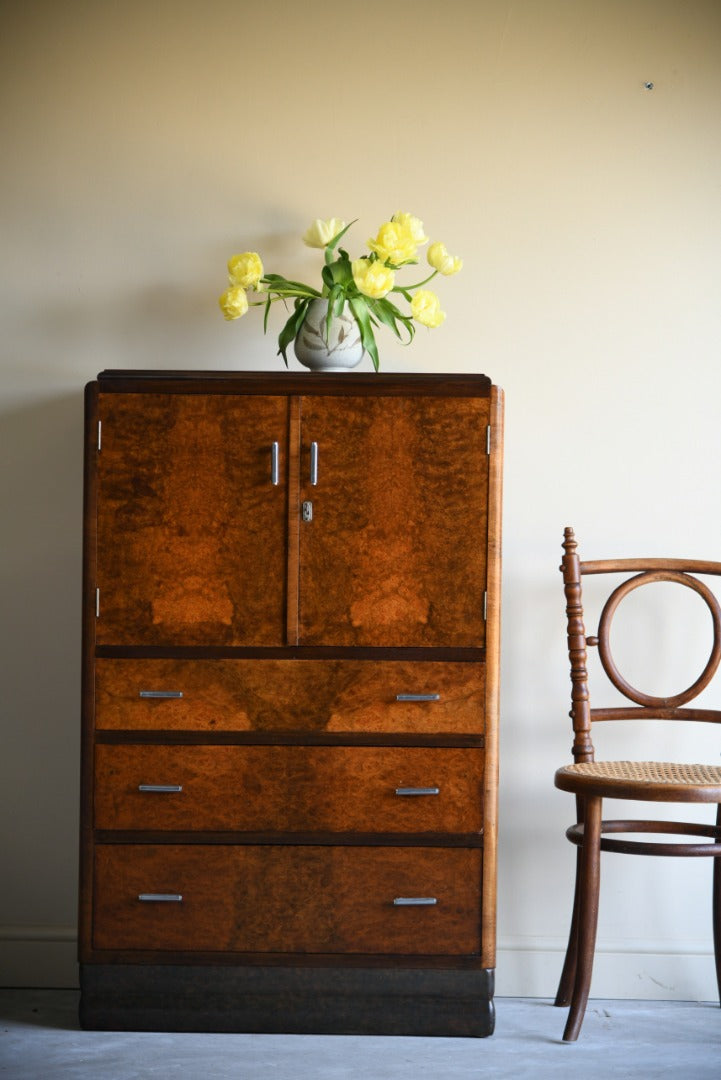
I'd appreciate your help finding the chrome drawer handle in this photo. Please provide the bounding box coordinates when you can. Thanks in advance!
[138,893,183,903]
[395,787,440,797]
[271,441,280,486]
[139,690,183,699]
[138,784,183,793]
[396,693,440,702]
[393,897,438,906]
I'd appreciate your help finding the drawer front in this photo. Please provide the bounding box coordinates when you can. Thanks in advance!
[95,659,485,734]
[93,845,481,955]
[94,745,483,833]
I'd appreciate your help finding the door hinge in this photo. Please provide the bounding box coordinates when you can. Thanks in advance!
[95,587,100,618]
[97,420,102,451]
[483,591,488,621]
[486,424,491,455]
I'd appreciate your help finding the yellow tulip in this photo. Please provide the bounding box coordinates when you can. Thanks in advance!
[427,241,463,276]
[228,252,264,289]
[302,218,347,248]
[352,258,395,299]
[391,212,428,247]
[411,289,445,328]
[367,221,419,266]
[219,285,249,320]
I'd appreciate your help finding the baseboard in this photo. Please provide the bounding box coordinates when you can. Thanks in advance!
[1,928,717,1001]
[496,937,718,1001]
[0,927,79,988]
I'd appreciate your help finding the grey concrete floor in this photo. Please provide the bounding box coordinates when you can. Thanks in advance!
[0,990,719,1080]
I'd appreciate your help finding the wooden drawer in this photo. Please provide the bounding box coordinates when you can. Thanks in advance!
[93,845,481,955]
[94,744,483,833]
[95,659,485,734]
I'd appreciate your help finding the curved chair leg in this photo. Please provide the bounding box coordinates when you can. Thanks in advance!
[563,795,602,1042]
[713,804,721,1005]
[555,846,581,1006]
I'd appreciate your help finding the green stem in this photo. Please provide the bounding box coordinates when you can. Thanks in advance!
[392,269,438,292]
[249,285,320,311]
[261,284,322,300]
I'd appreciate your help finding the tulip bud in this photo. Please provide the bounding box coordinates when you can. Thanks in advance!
[219,285,249,320]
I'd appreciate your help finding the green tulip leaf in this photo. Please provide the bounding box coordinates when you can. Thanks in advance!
[277,298,311,367]
[370,298,415,344]
[324,219,357,263]
[349,297,379,372]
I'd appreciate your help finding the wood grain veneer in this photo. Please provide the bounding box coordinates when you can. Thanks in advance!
[93,744,484,833]
[93,844,482,955]
[95,658,485,734]
[96,393,289,646]
[296,395,490,648]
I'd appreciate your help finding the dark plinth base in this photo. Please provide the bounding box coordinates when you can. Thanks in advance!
[79,964,495,1037]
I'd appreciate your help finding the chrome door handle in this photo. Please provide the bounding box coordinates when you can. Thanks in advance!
[271,441,280,485]
[138,893,183,902]
[139,691,183,699]
[138,784,183,793]
[310,441,318,486]
[393,897,438,906]
[395,787,440,796]
[396,693,440,702]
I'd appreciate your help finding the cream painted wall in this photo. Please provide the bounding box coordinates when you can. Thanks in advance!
[2,0,721,998]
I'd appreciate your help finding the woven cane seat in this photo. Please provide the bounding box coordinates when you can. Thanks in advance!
[556,759,721,800]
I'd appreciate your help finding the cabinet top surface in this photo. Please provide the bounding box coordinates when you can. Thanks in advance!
[93,370,496,396]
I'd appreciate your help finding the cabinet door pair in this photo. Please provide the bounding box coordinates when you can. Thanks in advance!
[95,392,490,649]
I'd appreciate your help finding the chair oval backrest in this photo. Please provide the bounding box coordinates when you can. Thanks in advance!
[561,528,721,763]
[596,569,721,708]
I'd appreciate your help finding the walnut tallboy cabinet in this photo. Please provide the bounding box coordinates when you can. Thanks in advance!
[79,370,504,1036]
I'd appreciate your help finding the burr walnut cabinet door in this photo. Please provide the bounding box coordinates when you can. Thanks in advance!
[93,744,484,833]
[295,395,490,647]
[93,845,482,955]
[95,394,289,646]
[94,658,485,734]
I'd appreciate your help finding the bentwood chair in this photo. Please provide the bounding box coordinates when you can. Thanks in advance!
[554,527,721,1041]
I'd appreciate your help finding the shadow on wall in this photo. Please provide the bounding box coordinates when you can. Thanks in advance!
[0,393,84,925]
